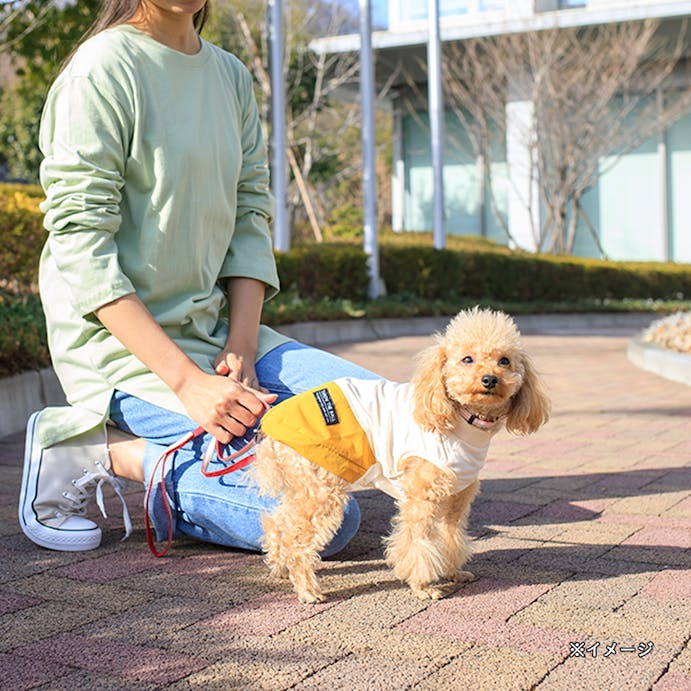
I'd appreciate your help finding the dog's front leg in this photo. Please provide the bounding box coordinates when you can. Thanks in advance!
[439,479,479,584]
[383,457,458,600]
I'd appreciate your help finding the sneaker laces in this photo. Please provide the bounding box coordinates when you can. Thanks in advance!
[61,460,132,541]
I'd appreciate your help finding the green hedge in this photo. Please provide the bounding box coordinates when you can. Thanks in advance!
[280,243,690,302]
[3,181,688,302]
[274,243,369,301]
[0,293,50,376]
[0,183,45,292]
[2,180,690,378]
[384,246,690,302]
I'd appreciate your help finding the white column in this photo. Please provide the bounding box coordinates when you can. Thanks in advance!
[657,89,670,261]
[359,0,381,297]
[427,0,445,249]
[506,74,540,252]
[388,0,401,28]
[391,103,404,232]
[269,0,289,252]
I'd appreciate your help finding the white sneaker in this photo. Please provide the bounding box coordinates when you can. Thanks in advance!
[18,412,131,551]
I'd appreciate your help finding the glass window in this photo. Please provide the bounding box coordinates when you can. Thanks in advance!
[395,0,507,24]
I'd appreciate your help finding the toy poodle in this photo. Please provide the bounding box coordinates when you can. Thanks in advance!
[252,307,550,603]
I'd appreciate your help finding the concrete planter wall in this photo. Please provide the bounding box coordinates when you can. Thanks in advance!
[0,313,680,438]
[627,337,691,386]
[0,368,66,438]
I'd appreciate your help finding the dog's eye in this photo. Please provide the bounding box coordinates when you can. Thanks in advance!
[462,356,474,364]
[498,357,510,366]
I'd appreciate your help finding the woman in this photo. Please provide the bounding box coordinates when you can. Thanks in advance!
[19,0,375,555]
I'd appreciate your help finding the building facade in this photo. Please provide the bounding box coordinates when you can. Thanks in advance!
[316,0,691,262]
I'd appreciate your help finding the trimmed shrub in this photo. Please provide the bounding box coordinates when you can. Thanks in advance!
[0,293,50,377]
[379,246,462,299]
[274,243,369,301]
[378,244,690,302]
[0,184,45,292]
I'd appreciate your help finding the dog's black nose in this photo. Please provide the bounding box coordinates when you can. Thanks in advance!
[481,374,498,390]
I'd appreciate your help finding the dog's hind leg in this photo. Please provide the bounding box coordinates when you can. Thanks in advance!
[261,510,290,580]
[254,443,350,604]
[383,457,457,600]
[254,438,292,579]
[279,469,350,604]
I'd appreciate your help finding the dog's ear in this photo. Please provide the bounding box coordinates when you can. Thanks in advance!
[412,339,457,432]
[505,353,550,435]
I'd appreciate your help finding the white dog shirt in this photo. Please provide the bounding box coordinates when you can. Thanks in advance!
[260,377,502,500]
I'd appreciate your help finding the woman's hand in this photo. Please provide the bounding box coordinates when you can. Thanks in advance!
[214,349,264,391]
[178,368,276,445]
[184,275,275,443]
[93,290,276,445]
[94,295,272,444]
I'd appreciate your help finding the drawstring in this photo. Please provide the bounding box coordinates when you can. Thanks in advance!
[144,403,270,558]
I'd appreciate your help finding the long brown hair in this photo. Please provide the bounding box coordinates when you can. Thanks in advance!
[84,0,209,41]
[60,1,210,73]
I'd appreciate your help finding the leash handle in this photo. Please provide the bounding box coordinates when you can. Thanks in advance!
[144,401,270,558]
[199,436,258,477]
[201,397,271,476]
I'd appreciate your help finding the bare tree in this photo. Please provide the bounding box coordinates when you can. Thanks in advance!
[209,0,363,242]
[0,1,52,54]
[440,38,514,244]
[442,19,691,255]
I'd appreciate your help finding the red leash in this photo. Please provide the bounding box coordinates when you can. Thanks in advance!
[144,406,268,558]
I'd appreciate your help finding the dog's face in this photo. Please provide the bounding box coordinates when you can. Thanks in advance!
[443,340,525,412]
[412,307,550,435]
[441,309,526,412]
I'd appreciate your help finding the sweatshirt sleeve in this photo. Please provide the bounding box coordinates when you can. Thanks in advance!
[39,73,135,317]
[217,66,280,300]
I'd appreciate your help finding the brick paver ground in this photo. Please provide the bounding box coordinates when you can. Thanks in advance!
[1,324,689,690]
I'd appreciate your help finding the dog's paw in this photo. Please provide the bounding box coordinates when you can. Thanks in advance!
[452,570,476,584]
[411,584,445,600]
[297,589,326,605]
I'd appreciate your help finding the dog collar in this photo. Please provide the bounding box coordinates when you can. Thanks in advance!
[459,407,502,430]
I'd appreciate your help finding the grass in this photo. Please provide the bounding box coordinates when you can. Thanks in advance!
[4,290,688,378]
[262,292,691,326]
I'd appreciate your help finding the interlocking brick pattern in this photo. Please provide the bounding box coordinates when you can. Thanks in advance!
[1,326,689,689]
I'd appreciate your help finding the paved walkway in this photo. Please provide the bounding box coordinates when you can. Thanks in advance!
[1,326,689,690]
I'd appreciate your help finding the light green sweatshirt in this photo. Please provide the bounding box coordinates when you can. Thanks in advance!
[37,24,289,448]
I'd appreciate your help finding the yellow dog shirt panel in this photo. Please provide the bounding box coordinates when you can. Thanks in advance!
[260,377,500,498]
[259,380,378,483]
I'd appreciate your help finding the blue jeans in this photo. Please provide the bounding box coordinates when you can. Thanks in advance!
[109,342,378,556]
